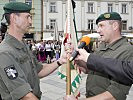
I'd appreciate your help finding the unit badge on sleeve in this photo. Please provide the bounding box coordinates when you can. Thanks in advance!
[4,65,18,80]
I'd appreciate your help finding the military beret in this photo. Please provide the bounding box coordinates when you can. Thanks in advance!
[96,12,122,24]
[3,2,31,14]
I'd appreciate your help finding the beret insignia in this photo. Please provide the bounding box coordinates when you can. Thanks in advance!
[104,14,110,19]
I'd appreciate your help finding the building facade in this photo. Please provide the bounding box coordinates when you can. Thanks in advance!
[43,0,133,40]
[0,0,133,40]
[0,0,42,40]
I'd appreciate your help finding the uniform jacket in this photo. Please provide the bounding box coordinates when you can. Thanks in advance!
[0,34,43,100]
[86,37,133,100]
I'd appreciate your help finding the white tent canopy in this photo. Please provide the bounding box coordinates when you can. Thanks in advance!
[43,37,54,40]
[83,33,100,38]
[122,33,133,38]
[43,36,63,41]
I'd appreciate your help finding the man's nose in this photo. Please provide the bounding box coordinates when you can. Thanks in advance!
[29,17,32,25]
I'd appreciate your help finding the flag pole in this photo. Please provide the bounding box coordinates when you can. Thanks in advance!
[66,53,71,95]
[58,0,81,97]
[66,0,71,95]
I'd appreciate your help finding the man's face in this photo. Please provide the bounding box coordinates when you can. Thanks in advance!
[96,20,114,43]
[14,13,32,33]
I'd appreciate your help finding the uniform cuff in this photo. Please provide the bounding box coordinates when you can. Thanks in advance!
[37,62,43,73]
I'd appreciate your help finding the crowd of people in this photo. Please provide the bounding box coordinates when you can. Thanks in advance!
[26,40,62,63]
[25,38,100,64]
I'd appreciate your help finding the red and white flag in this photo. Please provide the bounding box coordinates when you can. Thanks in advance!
[58,0,81,97]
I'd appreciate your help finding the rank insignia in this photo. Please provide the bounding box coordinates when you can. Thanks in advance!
[4,65,18,80]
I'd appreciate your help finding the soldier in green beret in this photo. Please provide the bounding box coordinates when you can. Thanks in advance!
[0,2,66,100]
[84,12,133,100]
[64,12,133,100]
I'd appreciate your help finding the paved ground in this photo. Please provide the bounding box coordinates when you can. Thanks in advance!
[40,70,87,100]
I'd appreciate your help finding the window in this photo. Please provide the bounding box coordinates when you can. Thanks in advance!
[9,0,16,2]
[122,4,127,14]
[122,20,127,30]
[88,3,94,13]
[108,3,113,12]
[49,2,56,13]
[88,20,94,30]
[25,0,32,7]
[50,19,56,29]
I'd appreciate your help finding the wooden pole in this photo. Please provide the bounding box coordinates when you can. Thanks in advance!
[66,0,72,95]
[66,55,71,95]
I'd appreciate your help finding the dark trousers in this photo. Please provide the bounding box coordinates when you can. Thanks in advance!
[0,95,2,100]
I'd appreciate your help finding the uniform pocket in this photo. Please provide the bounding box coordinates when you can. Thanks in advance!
[15,54,29,64]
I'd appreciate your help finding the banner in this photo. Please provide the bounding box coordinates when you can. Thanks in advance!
[58,0,81,97]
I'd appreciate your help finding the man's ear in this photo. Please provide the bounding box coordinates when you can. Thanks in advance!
[112,21,119,31]
[10,13,19,24]
[10,13,15,24]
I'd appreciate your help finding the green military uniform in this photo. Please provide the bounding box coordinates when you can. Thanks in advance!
[0,2,43,100]
[0,34,43,100]
[86,37,133,100]
[86,12,133,100]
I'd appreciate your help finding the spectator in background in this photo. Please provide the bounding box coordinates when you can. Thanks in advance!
[0,22,7,40]
[31,40,38,57]
[54,41,60,60]
[27,40,32,50]
[0,35,2,43]
[45,41,52,58]
[38,40,46,63]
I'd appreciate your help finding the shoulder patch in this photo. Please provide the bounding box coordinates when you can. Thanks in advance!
[4,65,18,80]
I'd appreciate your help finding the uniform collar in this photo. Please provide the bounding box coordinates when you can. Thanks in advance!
[99,37,127,51]
[4,34,25,50]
